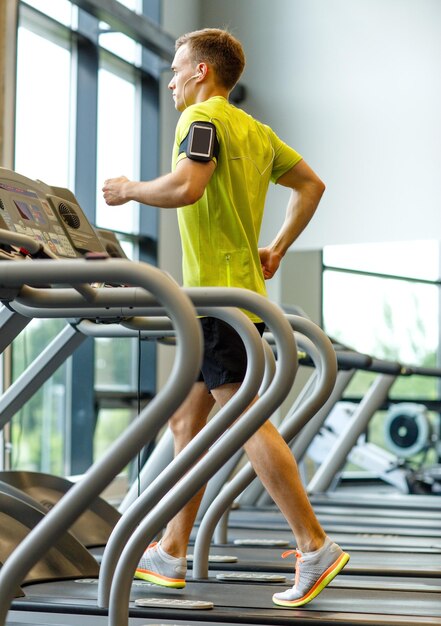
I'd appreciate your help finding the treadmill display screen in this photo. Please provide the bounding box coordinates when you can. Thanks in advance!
[14,200,33,221]
[0,181,77,258]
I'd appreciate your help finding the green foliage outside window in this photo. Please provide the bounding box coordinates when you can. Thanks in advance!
[323,262,440,476]
[11,319,67,473]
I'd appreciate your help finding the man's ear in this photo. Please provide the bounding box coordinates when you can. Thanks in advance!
[196,62,208,79]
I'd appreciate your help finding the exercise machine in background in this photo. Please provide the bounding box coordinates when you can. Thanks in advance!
[307,399,441,495]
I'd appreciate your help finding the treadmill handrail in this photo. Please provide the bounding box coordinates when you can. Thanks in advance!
[196,337,280,516]
[0,228,42,255]
[107,294,299,626]
[192,314,337,578]
[198,332,323,522]
[307,372,398,494]
[115,334,278,517]
[77,317,177,338]
[0,258,203,626]
[97,306,265,608]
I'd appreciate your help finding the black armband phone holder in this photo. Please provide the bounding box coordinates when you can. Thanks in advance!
[179,121,219,162]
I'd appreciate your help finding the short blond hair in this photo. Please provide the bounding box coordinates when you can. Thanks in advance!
[176,28,245,91]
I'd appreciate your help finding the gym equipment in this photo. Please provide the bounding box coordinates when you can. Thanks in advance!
[0,168,205,623]
[384,402,438,459]
[0,169,106,260]
[183,348,441,588]
[307,370,441,496]
[0,491,99,581]
[0,168,126,549]
[97,314,334,608]
[0,189,340,620]
[238,348,372,507]
[307,400,440,494]
[1,168,441,626]
[0,255,203,624]
[0,176,276,620]
[0,471,121,549]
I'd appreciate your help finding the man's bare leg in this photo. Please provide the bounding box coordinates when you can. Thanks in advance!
[162,379,325,557]
[160,381,215,557]
[212,383,326,553]
[244,419,325,552]
[140,379,346,604]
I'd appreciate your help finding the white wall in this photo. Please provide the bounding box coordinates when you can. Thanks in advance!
[200,0,441,249]
[157,0,441,384]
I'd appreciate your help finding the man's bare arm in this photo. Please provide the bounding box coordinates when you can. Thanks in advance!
[102,157,216,208]
[259,159,325,279]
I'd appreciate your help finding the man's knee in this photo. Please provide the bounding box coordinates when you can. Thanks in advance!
[168,412,207,442]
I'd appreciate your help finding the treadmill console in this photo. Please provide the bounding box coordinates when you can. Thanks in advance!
[0,168,107,259]
[95,228,128,259]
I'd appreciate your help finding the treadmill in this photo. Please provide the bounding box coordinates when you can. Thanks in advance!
[8,309,441,625]
[0,169,202,623]
[217,352,441,541]
[0,169,439,626]
[0,170,126,550]
[184,352,441,578]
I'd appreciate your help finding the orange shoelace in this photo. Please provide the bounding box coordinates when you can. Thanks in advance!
[281,549,303,586]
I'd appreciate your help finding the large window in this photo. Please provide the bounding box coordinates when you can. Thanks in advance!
[322,239,441,473]
[4,0,164,477]
[323,240,440,375]
[20,0,73,26]
[96,64,138,234]
[98,0,140,65]
[15,13,71,186]
[12,4,74,475]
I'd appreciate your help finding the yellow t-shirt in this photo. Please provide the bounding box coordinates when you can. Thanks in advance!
[173,96,302,321]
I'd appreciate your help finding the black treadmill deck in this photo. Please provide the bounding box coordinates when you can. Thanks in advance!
[11,577,441,625]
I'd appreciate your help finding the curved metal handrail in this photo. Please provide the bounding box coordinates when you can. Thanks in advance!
[97,306,265,608]
[193,314,337,577]
[107,292,298,626]
[0,259,202,626]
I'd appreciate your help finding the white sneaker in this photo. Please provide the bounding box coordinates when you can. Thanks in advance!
[272,537,350,607]
[135,541,187,589]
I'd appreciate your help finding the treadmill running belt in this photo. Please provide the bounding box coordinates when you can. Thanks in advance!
[187,545,441,577]
[11,579,441,623]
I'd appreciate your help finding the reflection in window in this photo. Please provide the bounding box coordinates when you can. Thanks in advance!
[15,26,71,185]
[96,68,138,233]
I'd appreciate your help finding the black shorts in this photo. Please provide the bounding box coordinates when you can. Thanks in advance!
[197,317,265,392]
